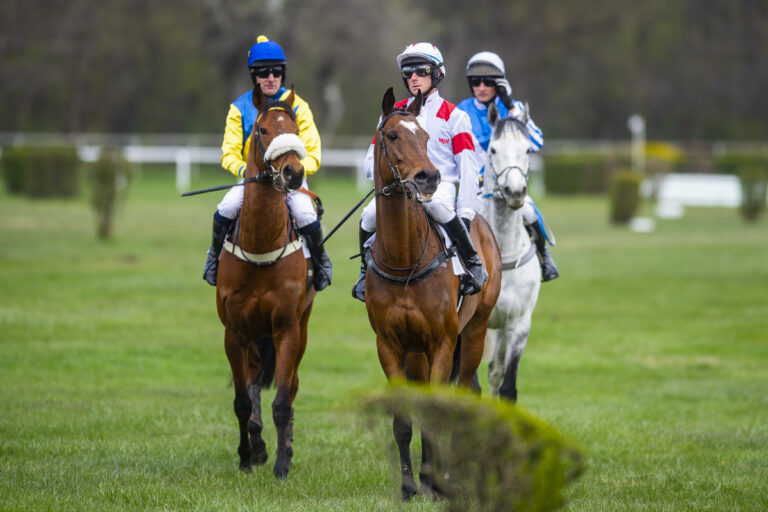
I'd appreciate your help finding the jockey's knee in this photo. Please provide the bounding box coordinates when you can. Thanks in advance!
[521,202,537,226]
[217,185,244,219]
[360,201,377,232]
[423,200,454,224]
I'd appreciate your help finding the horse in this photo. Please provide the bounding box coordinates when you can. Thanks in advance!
[216,85,315,479]
[478,102,542,402]
[364,87,502,500]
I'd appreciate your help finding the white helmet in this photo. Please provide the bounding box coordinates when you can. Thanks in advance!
[466,51,505,78]
[396,42,446,77]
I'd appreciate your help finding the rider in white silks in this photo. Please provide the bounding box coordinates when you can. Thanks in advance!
[457,51,558,281]
[352,42,488,302]
[202,35,332,290]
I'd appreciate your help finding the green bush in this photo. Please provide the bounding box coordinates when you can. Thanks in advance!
[89,148,133,239]
[739,167,768,222]
[23,147,81,198]
[543,154,630,195]
[609,170,642,224]
[715,153,768,175]
[1,147,30,194]
[365,383,584,512]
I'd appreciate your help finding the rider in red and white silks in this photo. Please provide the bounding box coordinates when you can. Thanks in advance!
[352,42,488,302]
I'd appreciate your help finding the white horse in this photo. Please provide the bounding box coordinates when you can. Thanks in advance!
[478,102,541,401]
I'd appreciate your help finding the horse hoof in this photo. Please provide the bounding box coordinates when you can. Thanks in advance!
[401,485,418,502]
[250,445,268,466]
[273,463,289,480]
[238,461,252,473]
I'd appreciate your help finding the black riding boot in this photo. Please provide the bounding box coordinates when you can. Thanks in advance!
[203,212,233,286]
[352,226,374,302]
[526,222,559,282]
[443,215,489,295]
[300,224,333,291]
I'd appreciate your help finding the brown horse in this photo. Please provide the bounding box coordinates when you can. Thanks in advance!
[216,86,315,479]
[365,88,502,500]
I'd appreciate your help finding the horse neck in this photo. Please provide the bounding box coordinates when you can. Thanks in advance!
[239,178,288,252]
[374,194,433,268]
[489,200,529,258]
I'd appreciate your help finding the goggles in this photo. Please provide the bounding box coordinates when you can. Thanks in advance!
[252,66,284,79]
[469,76,497,87]
[401,63,434,78]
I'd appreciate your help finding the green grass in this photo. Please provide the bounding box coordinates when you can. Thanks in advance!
[1,167,767,511]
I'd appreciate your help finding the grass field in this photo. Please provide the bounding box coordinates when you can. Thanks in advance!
[1,167,767,511]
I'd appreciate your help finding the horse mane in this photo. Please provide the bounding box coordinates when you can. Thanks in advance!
[491,117,528,141]
[262,99,296,123]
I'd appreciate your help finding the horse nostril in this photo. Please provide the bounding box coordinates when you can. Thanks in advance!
[523,185,527,196]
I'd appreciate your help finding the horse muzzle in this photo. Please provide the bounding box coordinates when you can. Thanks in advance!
[281,163,305,191]
[413,168,440,197]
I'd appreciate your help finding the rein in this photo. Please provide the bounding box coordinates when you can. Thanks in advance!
[481,164,529,200]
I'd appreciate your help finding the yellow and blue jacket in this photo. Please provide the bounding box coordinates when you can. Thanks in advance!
[221,87,321,178]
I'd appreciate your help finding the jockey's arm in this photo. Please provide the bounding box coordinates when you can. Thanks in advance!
[221,104,248,179]
[293,100,322,176]
[451,113,483,214]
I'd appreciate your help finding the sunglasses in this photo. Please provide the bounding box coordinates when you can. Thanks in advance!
[401,64,434,78]
[253,66,284,79]
[469,76,497,87]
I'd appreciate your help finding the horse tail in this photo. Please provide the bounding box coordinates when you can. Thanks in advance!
[254,337,276,388]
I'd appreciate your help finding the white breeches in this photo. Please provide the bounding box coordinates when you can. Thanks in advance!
[360,181,457,232]
[217,178,317,228]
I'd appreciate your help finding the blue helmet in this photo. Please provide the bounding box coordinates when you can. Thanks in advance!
[247,35,287,69]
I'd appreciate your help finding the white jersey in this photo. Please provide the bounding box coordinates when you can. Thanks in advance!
[363,90,483,213]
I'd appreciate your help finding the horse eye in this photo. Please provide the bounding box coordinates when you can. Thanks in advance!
[387,131,399,141]
[490,147,496,154]
[260,127,267,135]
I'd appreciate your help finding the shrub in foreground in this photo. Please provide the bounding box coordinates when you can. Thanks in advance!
[365,383,584,512]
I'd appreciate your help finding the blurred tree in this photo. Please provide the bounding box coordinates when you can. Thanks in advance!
[1,0,766,140]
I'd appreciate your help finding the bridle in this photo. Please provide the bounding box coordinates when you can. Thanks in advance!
[249,103,301,194]
[375,109,432,203]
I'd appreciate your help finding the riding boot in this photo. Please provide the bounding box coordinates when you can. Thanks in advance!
[525,222,559,282]
[442,215,489,295]
[300,222,332,291]
[203,212,234,286]
[352,226,374,302]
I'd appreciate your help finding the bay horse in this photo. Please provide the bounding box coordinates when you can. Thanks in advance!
[216,85,315,479]
[364,88,502,500]
[478,102,541,402]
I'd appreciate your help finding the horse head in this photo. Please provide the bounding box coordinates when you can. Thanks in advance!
[248,85,305,192]
[375,87,440,202]
[487,102,530,210]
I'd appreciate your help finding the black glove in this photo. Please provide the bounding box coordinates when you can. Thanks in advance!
[495,78,514,109]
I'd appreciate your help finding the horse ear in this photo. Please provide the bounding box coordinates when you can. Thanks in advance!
[382,87,395,117]
[488,102,499,127]
[285,85,296,107]
[523,102,530,123]
[407,90,422,116]
[252,85,266,111]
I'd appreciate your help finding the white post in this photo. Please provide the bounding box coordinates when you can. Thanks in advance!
[175,149,191,192]
[627,114,646,173]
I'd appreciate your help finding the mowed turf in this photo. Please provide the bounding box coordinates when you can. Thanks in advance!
[1,167,766,511]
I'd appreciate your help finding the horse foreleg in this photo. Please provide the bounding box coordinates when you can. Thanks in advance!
[393,414,418,501]
[246,341,269,465]
[498,326,530,402]
[271,327,300,479]
[456,319,489,391]
[224,329,252,471]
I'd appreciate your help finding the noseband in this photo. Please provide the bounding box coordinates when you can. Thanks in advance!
[376,109,432,203]
[251,103,303,193]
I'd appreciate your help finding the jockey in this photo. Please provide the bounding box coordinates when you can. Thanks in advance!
[457,51,558,282]
[202,35,332,290]
[352,42,488,302]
